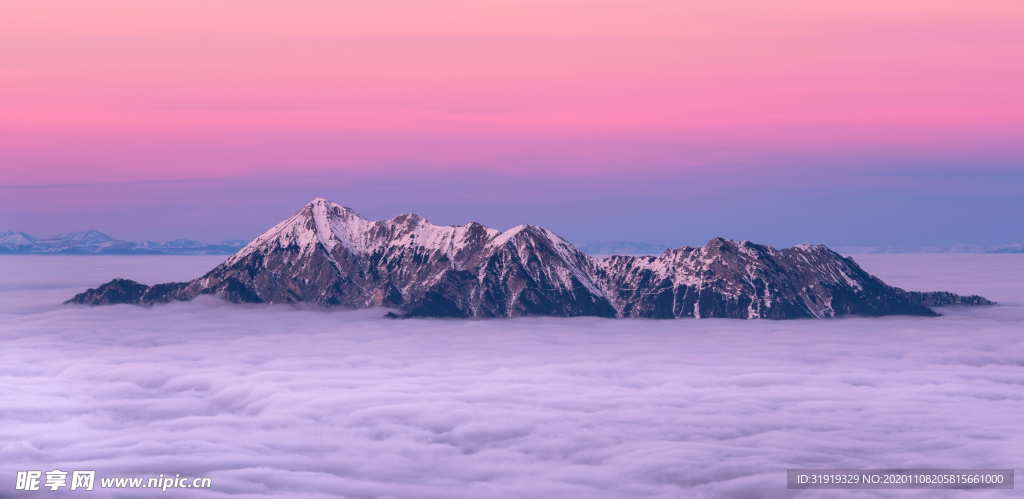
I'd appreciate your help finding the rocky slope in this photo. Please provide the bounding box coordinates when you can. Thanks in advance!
[68,198,994,318]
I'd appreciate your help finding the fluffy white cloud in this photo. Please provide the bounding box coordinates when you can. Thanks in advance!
[0,255,1021,498]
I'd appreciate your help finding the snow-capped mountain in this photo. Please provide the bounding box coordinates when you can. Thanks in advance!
[67,198,993,318]
[0,230,244,255]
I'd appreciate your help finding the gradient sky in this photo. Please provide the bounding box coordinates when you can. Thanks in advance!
[2,1,1022,247]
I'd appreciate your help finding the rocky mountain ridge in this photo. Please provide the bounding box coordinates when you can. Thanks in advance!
[67,198,994,319]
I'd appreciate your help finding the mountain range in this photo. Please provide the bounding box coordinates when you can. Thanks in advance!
[0,230,244,255]
[67,198,993,319]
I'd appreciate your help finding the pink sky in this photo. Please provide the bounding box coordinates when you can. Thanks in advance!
[3,0,1022,186]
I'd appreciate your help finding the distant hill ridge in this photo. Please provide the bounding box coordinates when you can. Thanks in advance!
[7,231,1019,256]
[0,230,244,255]
[583,241,1024,255]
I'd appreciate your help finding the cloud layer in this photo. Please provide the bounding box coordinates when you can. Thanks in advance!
[0,254,1021,498]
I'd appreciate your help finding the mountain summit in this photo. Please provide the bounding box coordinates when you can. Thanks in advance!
[68,198,993,318]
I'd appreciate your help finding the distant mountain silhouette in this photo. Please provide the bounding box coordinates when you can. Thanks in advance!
[0,230,243,255]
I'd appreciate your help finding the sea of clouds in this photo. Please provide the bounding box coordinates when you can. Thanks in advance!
[1,254,1021,498]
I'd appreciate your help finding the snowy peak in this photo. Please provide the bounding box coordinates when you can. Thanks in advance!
[377,217,499,261]
[487,224,576,253]
[307,197,361,224]
[486,224,596,274]
[229,198,367,262]
[488,224,539,246]
[232,198,504,262]
[390,213,427,227]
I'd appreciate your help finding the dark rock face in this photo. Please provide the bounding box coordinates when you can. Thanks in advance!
[68,279,189,305]
[67,198,995,319]
[72,278,150,305]
[904,290,993,308]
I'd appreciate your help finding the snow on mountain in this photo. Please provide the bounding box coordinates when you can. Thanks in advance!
[68,198,993,319]
[229,198,499,265]
[208,198,609,316]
